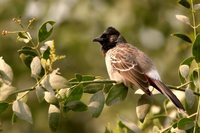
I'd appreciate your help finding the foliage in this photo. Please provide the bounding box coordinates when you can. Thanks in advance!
[0,0,200,132]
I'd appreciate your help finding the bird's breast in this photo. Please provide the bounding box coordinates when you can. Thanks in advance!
[105,52,124,83]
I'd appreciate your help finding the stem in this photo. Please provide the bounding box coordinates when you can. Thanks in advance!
[160,112,198,133]
[69,80,117,85]
[191,0,197,38]
[168,82,200,96]
[10,87,35,96]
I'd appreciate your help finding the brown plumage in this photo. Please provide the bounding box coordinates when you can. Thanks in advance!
[93,26,185,111]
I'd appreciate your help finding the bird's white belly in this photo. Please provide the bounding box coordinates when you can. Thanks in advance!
[105,55,124,83]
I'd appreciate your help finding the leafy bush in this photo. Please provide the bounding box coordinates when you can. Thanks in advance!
[0,0,200,132]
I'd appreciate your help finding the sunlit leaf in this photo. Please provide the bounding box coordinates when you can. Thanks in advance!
[177,118,194,130]
[12,100,33,124]
[179,64,189,79]
[172,33,192,43]
[30,56,42,78]
[48,104,60,131]
[185,88,195,109]
[118,117,141,133]
[35,85,45,103]
[0,102,9,114]
[17,32,32,43]
[0,57,13,85]
[178,57,194,83]
[88,91,105,117]
[49,70,68,90]
[192,35,200,62]
[175,15,191,25]
[44,92,58,104]
[57,88,69,99]
[136,94,151,122]
[41,74,54,94]
[67,84,83,102]
[38,21,56,42]
[194,4,200,10]
[0,84,16,101]
[178,0,190,8]
[106,83,128,106]
[65,101,87,112]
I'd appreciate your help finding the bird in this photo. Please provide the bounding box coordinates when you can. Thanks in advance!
[93,26,185,111]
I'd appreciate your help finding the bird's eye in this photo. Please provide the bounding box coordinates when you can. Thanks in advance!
[109,35,117,43]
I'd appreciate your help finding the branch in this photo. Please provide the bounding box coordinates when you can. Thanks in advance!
[167,81,200,96]
[69,80,117,85]
[10,87,35,96]
[160,112,197,132]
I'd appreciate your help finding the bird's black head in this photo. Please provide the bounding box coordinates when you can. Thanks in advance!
[93,27,126,52]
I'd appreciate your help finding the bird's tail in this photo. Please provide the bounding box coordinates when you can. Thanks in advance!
[148,78,185,111]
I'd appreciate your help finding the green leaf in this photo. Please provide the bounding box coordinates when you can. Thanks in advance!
[48,104,60,131]
[172,33,192,43]
[18,46,37,68]
[65,101,87,112]
[12,100,33,124]
[75,73,82,82]
[192,70,199,88]
[38,21,56,42]
[81,75,95,81]
[106,83,128,106]
[178,0,191,8]
[17,32,32,43]
[118,117,141,133]
[83,83,104,94]
[40,46,50,60]
[67,84,83,101]
[185,88,195,109]
[104,127,113,133]
[88,91,105,117]
[177,118,194,130]
[136,94,151,123]
[0,102,9,114]
[103,83,113,94]
[178,57,194,83]
[192,35,200,62]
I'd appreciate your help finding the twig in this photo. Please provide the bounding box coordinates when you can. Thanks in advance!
[69,80,117,85]
[160,112,198,132]
[167,81,200,96]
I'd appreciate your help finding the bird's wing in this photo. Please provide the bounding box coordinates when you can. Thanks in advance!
[110,44,151,95]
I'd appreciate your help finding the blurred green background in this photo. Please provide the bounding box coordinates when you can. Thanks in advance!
[0,0,190,133]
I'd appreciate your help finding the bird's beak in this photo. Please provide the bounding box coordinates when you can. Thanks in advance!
[93,37,104,42]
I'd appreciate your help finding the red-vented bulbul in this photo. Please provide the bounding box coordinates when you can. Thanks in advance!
[93,27,184,111]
